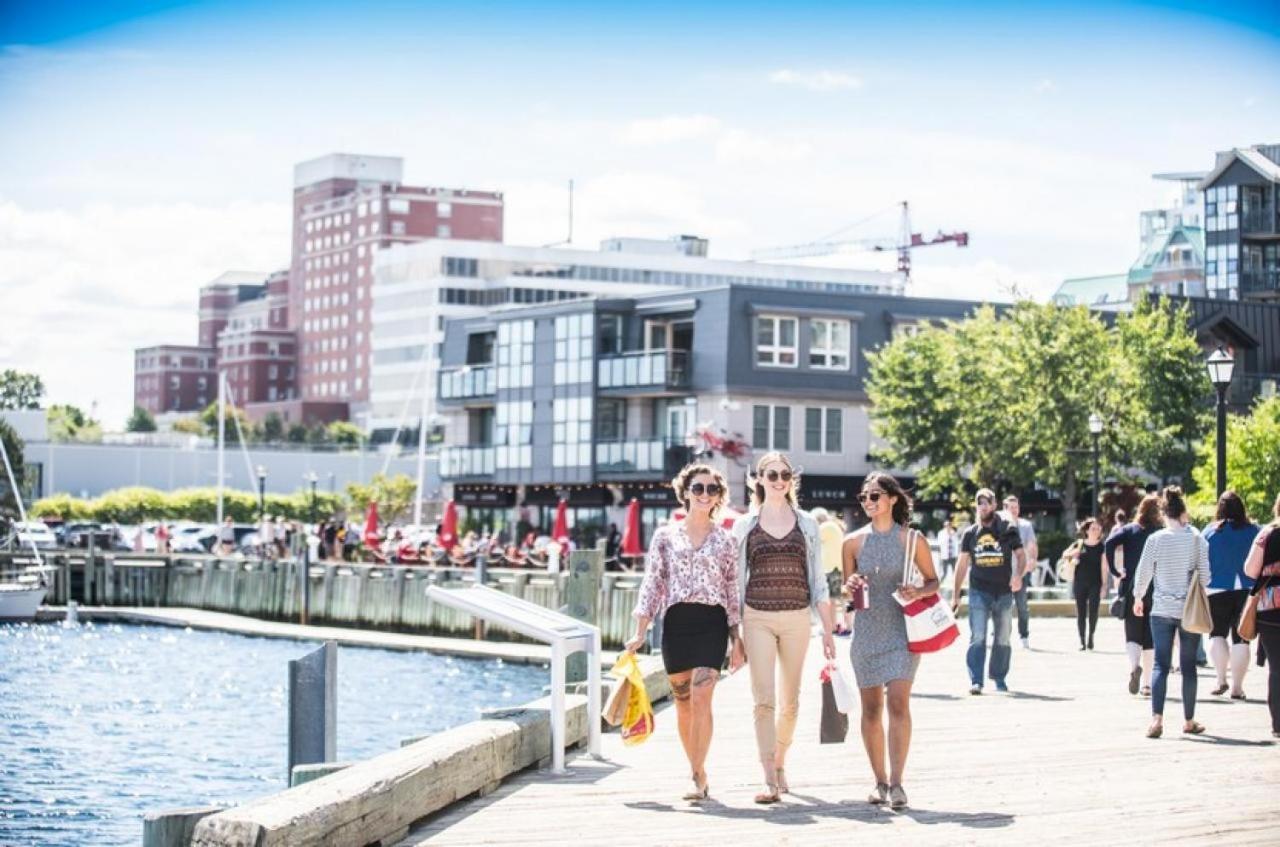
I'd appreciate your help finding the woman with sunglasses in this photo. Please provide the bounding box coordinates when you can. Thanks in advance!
[627,463,742,802]
[842,472,938,809]
[732,452,836,804]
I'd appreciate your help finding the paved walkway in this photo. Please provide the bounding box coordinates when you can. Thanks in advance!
[399,618,1279,846]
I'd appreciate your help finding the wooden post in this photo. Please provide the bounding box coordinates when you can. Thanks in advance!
[104,555,116,606]
[84,534,95,604]
[564,545,603,683]
[288,640,337,781]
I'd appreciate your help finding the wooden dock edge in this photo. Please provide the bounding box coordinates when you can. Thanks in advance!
[187,658,669,847]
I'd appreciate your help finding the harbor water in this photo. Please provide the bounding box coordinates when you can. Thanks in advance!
[0,621,548,846]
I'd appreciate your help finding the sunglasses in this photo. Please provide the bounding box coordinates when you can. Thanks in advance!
[858,491,884,504]
[976,496,994,505]
[754,470,793,483]
[688,483,723,497]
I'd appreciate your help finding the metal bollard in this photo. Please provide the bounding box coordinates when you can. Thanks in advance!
[287,640,336,781]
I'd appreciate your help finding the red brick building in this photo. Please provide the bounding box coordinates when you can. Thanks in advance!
[290,154,504,417]
[133,345,216,414]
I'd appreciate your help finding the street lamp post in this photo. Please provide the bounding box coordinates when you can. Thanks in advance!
[256,465,267,526]
[1206,347,1235,497]
[1088,412,1103,519]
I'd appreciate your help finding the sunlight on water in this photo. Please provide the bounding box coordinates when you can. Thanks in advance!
[0,622,548,846]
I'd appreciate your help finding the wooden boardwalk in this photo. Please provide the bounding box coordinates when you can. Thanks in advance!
[399,617,1279,846]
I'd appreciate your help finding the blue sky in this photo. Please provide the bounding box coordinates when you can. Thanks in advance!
[1,0,1278,425]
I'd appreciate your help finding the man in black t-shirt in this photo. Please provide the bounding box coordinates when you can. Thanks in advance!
[951,488,1027,694]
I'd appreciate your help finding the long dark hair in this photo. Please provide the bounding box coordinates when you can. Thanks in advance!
[1160,485,1187,520]
[1215,490,1252,529]
[862,471,913,526]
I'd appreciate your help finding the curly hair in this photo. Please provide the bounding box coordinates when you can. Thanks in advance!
[671,462,729,518]
[862,471,913,526]
[1135,494,1161,529]
[751,451,800,509]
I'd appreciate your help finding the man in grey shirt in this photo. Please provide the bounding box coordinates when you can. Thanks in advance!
[1004,496,1039,649]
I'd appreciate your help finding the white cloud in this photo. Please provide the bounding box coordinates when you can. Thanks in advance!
[715,129,812,165]
[769,69,862,92]
[615,114,721,146]
[0,199,289,427]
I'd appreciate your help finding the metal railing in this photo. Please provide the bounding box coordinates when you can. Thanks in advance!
[597,350,690,390]
[595,439,691,476]
[439,365,496,401]
[1241,270,1280,294]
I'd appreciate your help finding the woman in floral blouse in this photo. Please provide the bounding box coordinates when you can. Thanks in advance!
[626,462,743,802]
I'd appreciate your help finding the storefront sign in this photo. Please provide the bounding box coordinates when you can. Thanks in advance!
[798,474,861,507]
[455,486,516,507]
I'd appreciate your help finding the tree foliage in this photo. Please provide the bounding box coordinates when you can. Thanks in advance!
[126,406,158,433]
[31,486,347,524]
[48,404,103,442]
[0,369,44,410]
[1191,396,1280,520]
[0,418,24,518]
[260,412,285,443]
[345,473,418,525]
[867,297,1209,524]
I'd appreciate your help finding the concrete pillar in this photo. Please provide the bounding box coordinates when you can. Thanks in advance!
[564,545,603,683]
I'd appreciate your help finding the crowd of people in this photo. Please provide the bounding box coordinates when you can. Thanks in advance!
[622,454,1280,808]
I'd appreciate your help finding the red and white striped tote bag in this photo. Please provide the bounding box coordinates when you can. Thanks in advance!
[894,528,960,653]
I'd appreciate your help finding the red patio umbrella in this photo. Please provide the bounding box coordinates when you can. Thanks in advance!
[551,498,570,544]
[620,498,644,557]
[363,500,380,546]
[438,499,458,549]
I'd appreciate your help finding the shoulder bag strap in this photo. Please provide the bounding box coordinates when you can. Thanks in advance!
[901,527,916,586]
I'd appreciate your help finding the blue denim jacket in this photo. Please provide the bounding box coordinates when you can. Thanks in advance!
[732,507,831,613]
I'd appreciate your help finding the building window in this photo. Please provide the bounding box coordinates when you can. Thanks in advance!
[808,318,850,369]
[370,199,381,214]
[388,198,410,214]
[437,224,452,238]
[753,404,790,450]
[598,315,623,355]
[391,220,406,235]
[495,400,534,469]
[443,257,479,277]
[755,315,798,367]
[804,407,843,453]
[553,395,593,468]
[497,319,535,389]
[438,201,452,218]
[598,398,626,441]
[554,312,594,385]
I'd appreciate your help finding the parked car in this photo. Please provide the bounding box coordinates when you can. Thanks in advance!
[5,521,58,551]
[60,522,119,549]
[171,524,218,553]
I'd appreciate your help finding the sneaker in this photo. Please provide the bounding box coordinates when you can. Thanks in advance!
[968,684,983,695]
[994,680,1009,693]
[1021,637,1030,649]
[1128,667,1141,695]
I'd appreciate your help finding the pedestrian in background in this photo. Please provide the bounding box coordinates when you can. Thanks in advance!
[1243,492,1280,737]
[1105,494,1161,696]
[1003,496,1039,649]
[951,488,1026,694]
[812,507,851,636]
[1064,518,1106,650]
[1203,490,1259,699]
[937,518,960,581]
[1133,486,1210,738]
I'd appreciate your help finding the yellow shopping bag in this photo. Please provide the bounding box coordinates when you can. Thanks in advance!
[609,653,655,746]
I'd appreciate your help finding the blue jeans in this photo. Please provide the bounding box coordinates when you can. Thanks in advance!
[1150,615,1200,720]
[966,588,1014,686]
[1014,582,1030,639]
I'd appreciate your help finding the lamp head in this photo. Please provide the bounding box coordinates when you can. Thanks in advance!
[1088,412,1103,436]
[1206,347,1234,388]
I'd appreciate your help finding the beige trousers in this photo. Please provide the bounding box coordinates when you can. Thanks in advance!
[743,605,812,766]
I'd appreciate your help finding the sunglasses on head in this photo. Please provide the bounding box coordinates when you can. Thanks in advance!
[858,490,884,504]
[976,496,994,505]
[754,470,793,483]
[688,482,723,497]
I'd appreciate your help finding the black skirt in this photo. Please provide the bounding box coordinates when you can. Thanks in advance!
[1209,589,1248,642]
[661,602,729,675]
[1122,583,1155,648]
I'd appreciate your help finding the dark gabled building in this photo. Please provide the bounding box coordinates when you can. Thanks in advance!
[1200,144,1280,302]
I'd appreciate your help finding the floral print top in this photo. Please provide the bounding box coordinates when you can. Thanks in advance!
[634,521,741,626]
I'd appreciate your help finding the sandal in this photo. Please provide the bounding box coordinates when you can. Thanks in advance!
[1211,684,1229,696]
[682,773,709,802]
[1183,721,1206,735]
[753,783,781,804]
[775,766,789,794]
[1146,722,1163,739]
[868,782,890,805]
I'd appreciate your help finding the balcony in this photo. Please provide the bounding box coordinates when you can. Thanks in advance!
[439,364,495,403]
[440,445,495,478]
[1241,209,1278,235]
[595,439,692,478]
[1240,270,1280,295]
[597,349,690,393]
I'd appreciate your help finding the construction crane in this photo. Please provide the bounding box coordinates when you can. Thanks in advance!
[750,201,969,284]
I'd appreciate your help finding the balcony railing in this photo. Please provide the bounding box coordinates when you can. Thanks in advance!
[439,364,495,401]
[1241,270,1280,295]
[596,439,692,476]
[597,350,690,391]
[1241,209,1277,235]
[440,445,495,478]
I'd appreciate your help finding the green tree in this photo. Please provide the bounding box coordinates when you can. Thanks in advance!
[345,473,418,525]
[0,418,25,518]
[326,421,364,447]
[47,404,102,442]
[286,423,308,443]
[260,412,285,443]
[200,401,253,443]
[172,416,205,436]
[0,369,44,410]
[126,406,158,433]
[1191,396,1280,520]
[306,424,330,446]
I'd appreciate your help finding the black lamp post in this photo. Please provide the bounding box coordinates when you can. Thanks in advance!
[1088,413,1103,519]
[1206,347,1235,497]
[305,471,319,525]
[256,465,267,526]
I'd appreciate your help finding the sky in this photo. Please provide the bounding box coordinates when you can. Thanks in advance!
[1,0,1278,427]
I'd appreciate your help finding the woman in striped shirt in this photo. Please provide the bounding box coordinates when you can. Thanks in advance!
[1134,486,1211,738]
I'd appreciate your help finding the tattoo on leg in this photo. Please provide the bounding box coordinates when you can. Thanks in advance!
[693,667,719,688]
[670,677,692,701]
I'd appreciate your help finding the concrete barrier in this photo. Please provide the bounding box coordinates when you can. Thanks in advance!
[143,806,224,847]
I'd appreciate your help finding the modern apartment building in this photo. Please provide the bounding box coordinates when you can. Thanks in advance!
[290,154,504,417]
[368,237,904,443]
[431,282,977,543]
[1199,143,1280,302]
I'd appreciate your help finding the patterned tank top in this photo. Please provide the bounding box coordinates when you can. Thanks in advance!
[745,523,811,612]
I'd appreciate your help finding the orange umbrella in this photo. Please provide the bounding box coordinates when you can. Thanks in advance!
[621,498,644,557]
[438,499,458,549]
[363,500,380,546]
[552,498,570,543]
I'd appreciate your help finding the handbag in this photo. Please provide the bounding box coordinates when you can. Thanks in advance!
[894,528,960,653]
[818,664,849,743]
[1109,594,1125,620]
[1180,534,1212,635]
[1238,573,1273,642]
[602,676,632,727]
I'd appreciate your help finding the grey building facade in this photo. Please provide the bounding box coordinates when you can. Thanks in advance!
[436,284,983,543]
[1199,144,1280,302]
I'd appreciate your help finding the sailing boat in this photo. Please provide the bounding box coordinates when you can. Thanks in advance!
[0,431,48,622]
